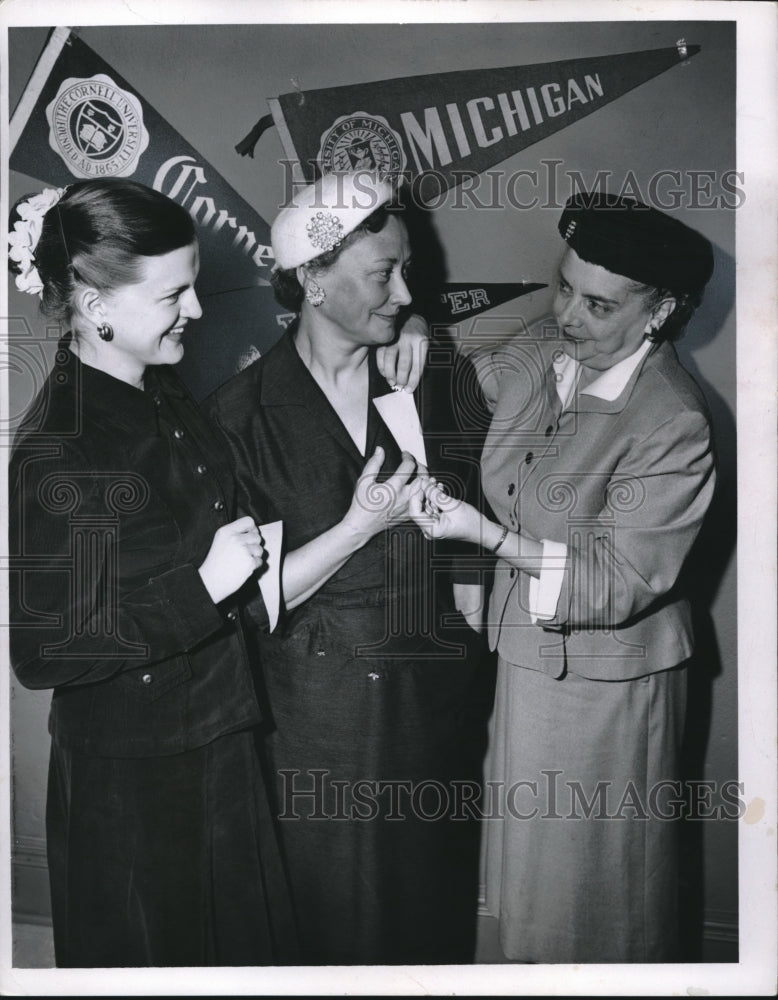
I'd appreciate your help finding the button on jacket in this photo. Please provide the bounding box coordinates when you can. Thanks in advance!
[476,319,716,680]
[9,346,263,757]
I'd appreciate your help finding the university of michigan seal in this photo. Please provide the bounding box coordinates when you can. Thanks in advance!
[45,74,150,178]
[317,112,407,176]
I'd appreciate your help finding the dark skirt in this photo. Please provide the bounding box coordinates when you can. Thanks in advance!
[46,728,299,967]
[259,593,489,966]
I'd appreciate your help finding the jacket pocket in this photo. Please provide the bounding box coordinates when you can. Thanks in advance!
[116,655,192,703]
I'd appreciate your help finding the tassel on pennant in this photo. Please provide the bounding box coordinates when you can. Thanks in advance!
[235,113,275,158]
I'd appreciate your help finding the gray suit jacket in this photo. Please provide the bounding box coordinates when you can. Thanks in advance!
[475,319,715,680]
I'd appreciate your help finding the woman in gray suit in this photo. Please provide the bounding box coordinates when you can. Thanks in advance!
[412,192,716,963]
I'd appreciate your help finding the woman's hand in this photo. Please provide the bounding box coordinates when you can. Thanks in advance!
[342,446,421,542]
[198,516,266,604]
[376,313,430,392]
[409,476,483,544]
[281,449,422,611]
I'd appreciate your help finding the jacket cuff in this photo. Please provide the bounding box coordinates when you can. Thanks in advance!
[529,539,568,623]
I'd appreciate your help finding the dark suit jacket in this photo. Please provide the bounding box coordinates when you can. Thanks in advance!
[9,346,263,756]
[206,327,482,625]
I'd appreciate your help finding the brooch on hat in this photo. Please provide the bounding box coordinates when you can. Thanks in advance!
[564,220,577,239]
[306,211,345,253]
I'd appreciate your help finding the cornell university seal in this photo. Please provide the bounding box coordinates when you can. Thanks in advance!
[45,74,150,179]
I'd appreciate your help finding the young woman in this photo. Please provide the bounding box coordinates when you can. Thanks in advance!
[7,178,424,967]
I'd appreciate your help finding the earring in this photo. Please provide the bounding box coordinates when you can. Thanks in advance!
[97,322,114,342]
[305,279,325,307]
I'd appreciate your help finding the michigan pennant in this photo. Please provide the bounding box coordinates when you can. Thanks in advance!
[267,44,700,200]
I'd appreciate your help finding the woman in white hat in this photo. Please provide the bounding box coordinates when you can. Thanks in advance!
[207,172,484,965]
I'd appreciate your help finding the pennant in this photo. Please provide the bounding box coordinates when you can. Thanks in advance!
[267,44,700,200]
[433,281,546,324]
[9,31,554,397]
[10,28,287,401]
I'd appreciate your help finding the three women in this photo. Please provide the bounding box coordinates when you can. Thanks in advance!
[9,174,717,967]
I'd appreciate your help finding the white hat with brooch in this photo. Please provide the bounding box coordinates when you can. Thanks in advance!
[271,171,395,270]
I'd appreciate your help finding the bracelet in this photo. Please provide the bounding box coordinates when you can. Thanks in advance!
[491,524,509,554]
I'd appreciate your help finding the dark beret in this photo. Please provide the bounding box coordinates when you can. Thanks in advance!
[558,191,714,295]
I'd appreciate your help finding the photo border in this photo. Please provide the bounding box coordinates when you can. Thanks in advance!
[0,1,774,995]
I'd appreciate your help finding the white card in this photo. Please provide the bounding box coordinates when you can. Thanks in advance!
[256,519,283,632]
[372,391,427,467]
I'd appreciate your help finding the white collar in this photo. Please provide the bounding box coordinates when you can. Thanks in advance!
[552,338,653,407]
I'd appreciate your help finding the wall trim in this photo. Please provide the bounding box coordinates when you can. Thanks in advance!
[13,834,47,867]
[11,834,52,924]
[703,917,740,945]
[12,911,52,928]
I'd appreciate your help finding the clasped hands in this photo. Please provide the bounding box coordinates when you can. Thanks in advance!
[345,449,486,633]
[345,446,481,545]
[409,464,484,544]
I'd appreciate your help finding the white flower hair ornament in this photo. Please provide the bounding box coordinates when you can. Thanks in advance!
[8,187,66,297]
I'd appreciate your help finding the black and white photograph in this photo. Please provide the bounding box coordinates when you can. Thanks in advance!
[1,1,775,995]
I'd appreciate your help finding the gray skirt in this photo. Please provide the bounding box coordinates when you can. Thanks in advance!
[481,657,687,963]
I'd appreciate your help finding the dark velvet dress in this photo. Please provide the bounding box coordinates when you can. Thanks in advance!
[207,329,488,965]
[9,345,297,967]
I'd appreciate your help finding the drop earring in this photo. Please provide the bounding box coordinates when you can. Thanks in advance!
[97,322,114,341]
[305,279,325,307]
